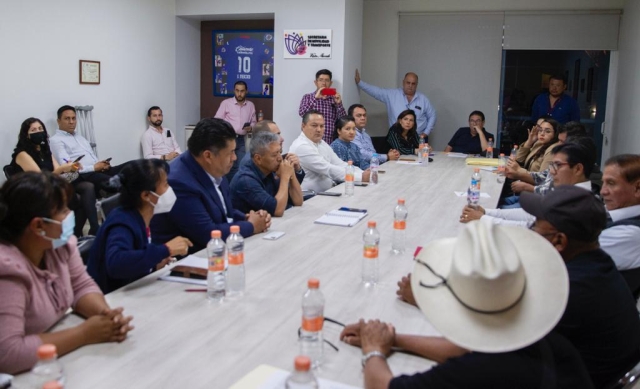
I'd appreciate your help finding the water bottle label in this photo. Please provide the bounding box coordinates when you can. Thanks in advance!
[228,252,244,265]
[363,245,379,259]
[393,220,406,230]
[302,315,324,331]
[208,256,224,271]
[345,173,354,182]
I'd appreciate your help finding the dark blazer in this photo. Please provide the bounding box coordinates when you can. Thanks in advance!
[150,152,253,253]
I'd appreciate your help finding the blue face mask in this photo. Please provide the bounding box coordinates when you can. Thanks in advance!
[42,211,75,249]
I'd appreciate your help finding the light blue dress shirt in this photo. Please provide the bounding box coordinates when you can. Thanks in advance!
[353,127,388,163]
[49,130,99,173]
[358,80,437,136]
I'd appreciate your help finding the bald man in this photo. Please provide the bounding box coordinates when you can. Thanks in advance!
[355,69,436,139]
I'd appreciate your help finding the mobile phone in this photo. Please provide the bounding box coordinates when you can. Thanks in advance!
[73,155,85,163]
[354,182,368,187]
[105,157,112,163]
[242,122,251,129]
[317,191,341,197]
[320,88,336,96]
[263,231,285,240]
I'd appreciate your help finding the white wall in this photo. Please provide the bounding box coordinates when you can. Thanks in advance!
[342,0,364,114]
[0,0,176,178]
[175,16,201,151]
[360,0,625,137]
[176,0,350,152]
[611,0,640,154]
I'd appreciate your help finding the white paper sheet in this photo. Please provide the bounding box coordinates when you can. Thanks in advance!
[230,364,360,389]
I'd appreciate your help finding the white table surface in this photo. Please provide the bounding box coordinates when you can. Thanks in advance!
[13,154,503,389]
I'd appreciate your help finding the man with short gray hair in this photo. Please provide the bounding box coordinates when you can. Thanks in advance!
[230,131,303,216]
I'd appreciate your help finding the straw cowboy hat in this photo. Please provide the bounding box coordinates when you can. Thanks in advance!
[411,220,569,353]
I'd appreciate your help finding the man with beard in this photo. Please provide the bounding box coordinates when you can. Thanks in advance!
[141,106,181,161]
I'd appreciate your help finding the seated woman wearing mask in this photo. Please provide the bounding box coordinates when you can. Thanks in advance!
[0,172,133,374]
[10,117,99,236]
[87,159,192,293]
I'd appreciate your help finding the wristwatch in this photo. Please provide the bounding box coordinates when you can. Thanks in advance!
[361,350,386,367]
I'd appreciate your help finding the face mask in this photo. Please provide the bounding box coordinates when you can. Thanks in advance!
[29,132,47,146]
[148,187,176,214]
[42,211,75,249]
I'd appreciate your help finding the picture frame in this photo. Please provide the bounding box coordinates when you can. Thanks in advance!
[79,60,100,85]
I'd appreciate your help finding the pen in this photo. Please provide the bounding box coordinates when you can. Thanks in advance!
[339,207,367,213]
[63,159,69,163]
[184,288,207,292]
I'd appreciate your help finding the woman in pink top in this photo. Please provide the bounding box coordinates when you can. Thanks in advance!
[0,172,134,374]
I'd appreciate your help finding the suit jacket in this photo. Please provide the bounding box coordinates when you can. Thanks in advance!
[150,152,253,253]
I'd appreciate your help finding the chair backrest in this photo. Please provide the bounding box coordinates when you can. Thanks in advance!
[97,193,121,220]
[371,136,391,156]
[3,164,21,180]
[609,358,640,389]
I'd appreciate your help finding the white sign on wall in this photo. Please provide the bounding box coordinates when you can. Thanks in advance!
[283,29,332,59]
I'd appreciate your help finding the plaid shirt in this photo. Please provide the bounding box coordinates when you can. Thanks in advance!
[298,91,346,145]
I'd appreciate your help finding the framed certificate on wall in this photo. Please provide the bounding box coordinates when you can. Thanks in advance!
[79,60,100,85]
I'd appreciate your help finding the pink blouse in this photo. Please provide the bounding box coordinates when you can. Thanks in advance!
[0,236,102,374]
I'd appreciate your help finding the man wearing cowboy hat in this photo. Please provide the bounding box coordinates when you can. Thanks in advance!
[341,221,594,388]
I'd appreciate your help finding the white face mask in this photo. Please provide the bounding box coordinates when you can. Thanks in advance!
[148,187,176,214]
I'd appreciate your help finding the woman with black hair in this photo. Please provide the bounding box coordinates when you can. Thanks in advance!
[330,115,369,170]
[0,172,133,374]
[10,117,100,236]
[87,159,192,293]
[386,110,420,156]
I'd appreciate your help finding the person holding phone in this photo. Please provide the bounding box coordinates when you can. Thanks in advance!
[214,81,257,182]
[298,69,347,145]
[10,117,100,236]
[141,106,181,162]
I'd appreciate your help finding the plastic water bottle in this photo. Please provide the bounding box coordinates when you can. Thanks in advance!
[344,161,355,196]
[226,225,245,298]
[370,154,379,185]
[285,356,319,389]
[300,278,324,368]
[472,168,482,191]
[257,110,264,122]
[467,170,481,208]
[421,143,430,167]
[417,144,424,164]
[31,344,64,388]
[497,153,507,183]
[486,138,494,159]
[206,230,226,302]
[510,144,518,160]
[392,199,408,254]
[362,221,380,285]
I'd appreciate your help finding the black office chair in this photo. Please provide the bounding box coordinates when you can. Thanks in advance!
[96,193,121,221]
[3,164,21,180]
[77,235,95,265]
[620,268,640,301]
[371,136,391,156]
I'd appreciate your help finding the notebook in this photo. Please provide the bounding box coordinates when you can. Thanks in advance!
[314,209,368,227]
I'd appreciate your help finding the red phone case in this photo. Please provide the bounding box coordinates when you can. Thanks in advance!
[321,88,336,96]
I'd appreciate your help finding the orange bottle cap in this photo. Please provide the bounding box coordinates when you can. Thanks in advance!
[398,199,405,205]
[211,230,221,239]
[308,278,320,288]
[347,160,353,165]
[37,344,57,360]
[474,168,480,172]
[367,220,377,228]
[499,153,505,156]
[294,355,311,371]
[42,382,63,389]
[230,226,240,234]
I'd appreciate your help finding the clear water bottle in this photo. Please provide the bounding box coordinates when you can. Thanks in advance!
[300,278,324,368]
[392,199,408,254]
[472,168,482,191]
[257,110,264,122]
[206,230,226,302]
[417,143,424,164]
[370,153,379,185]
[421,143,430,167]
[467,170,481,208]
[510,144,518,160]
[486,138,494,159]
[285,356,319,389]
[226,225,245,298]
[344,160,355,196]
[362,221,380,285]
[497,153,507,183]
[31,344,64,388]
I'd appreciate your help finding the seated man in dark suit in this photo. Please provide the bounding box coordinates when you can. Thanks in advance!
[444,110,494,155]
[151,118,270,253]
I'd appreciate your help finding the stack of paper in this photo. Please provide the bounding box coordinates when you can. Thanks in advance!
[465,157,500,167]
[315,209,368,227]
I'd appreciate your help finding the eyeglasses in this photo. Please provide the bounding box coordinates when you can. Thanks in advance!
[469,119,483,125]
[549,161,572,173]
[528,224,560,240]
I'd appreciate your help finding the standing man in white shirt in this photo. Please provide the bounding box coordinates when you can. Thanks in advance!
[214,81,257,181]
[289,110,370,193]
[355,69,437,140]
[141,106,181,161]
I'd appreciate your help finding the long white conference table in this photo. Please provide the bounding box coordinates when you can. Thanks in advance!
[14,154,504,389]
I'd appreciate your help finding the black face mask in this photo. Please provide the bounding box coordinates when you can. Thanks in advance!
[29,132,47,146]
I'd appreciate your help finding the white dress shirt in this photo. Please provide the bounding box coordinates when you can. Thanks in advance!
[207,173,234,223]
[49,130,99,173]
[600,204,640,270]
[289,132,363,192]
[141,126,181,159]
